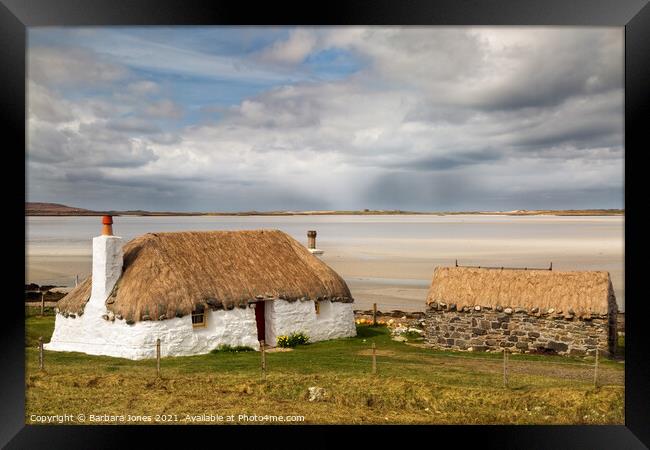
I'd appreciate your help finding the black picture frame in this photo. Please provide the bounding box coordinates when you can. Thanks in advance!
[2,0,648,447]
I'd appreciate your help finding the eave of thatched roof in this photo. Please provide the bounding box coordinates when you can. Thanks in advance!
[426,266,615,316]
[57,229,353,321]
[55,276,92,316]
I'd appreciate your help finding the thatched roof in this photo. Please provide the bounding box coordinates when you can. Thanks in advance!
[57,230,353,321]
[57,277,92,316]
[426,267,615,315]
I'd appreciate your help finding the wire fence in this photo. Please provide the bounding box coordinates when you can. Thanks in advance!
[25,275,86,288]
[27,302,624,389]
[31,335,623,389]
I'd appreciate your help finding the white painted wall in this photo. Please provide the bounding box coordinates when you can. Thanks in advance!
[45,306,260,360]
[265,299,356,346]
[46,299,356,359]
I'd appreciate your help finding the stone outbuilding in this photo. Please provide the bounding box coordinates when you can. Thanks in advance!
[424,266,618,357]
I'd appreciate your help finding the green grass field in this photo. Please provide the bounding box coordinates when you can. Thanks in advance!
[25,312,624,425]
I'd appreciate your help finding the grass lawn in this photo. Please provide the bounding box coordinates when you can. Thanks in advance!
[25,313,624,425]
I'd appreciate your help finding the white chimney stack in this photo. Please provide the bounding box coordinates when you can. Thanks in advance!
[90,215,123,307]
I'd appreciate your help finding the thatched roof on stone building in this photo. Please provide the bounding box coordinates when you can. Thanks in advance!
[426,266,615,316]
[57,230,353,322]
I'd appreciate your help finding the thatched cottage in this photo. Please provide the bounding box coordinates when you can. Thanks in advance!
[45,217,356,359]
[424,266,618,357]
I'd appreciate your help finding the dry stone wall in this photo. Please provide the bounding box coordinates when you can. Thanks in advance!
[424,303,612,357]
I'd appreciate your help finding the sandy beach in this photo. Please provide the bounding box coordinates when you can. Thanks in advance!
[26,215,625,312]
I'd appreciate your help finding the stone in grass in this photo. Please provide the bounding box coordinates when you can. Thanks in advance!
[504,308,513,315]
[569,348,587,357]
[308,387,326,402]
[547,341,568,352]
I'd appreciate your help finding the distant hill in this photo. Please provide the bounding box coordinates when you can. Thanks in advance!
[25,202,624,217]
[26,202,103,216]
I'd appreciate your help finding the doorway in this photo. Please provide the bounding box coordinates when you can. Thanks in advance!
[255,301,265,343]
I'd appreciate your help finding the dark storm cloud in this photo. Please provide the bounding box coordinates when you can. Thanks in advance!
[467,29,623,112]
[402,150,504,171]
[364,171,480,211]
[512,121,620,151]
[29,161,329,212]
[28,118,160,169]
[105,118,163,134]
[402,103,475,125]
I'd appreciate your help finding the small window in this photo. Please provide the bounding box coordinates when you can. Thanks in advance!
[192,308,206,328]
[315,301,320,315]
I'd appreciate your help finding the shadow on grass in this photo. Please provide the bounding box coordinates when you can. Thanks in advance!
[356,325,388,338]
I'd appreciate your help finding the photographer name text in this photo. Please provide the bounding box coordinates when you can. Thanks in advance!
[29,413,305,424]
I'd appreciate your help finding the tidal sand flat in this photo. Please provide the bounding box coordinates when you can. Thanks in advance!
[26,215,624,312]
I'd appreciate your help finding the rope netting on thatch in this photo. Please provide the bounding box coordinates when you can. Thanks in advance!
[426,266,614,316]
[57,230,352,322]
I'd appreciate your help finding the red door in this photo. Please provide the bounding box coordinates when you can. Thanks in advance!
[255,301,265,343]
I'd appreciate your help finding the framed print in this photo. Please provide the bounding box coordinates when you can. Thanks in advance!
[2,0,649,447]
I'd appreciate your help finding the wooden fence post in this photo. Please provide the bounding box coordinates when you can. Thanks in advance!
[156,338,161,377]
[593,347,599,388]
[503,348,508,387]
[40,292,44,316]
[38,336,44,371]
[372,342,377,374]
[260,340,266,381]
[373,303,377,326]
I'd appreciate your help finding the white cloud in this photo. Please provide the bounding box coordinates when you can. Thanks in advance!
[27,81,74,123]
[258,29,318,64]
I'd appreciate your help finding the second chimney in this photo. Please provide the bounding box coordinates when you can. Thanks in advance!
[307,230,317,249]
[307,230,323,256]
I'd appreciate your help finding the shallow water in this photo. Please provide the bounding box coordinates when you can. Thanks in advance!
[25,215,625,312]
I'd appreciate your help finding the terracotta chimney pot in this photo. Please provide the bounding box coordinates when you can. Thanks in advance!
[102,215,114,236]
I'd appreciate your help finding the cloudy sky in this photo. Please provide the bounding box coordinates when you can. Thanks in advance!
[27,27,624,212]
